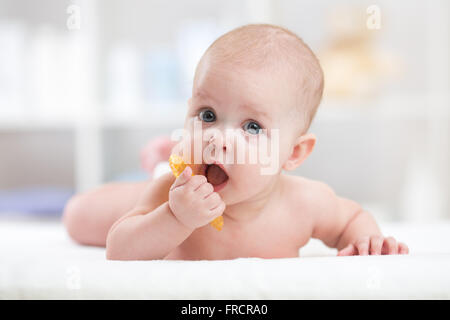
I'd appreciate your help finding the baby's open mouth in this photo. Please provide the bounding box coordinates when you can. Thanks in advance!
[205,164,229,187]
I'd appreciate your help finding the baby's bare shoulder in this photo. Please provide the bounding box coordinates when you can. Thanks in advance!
[275,174,336,245]
[281,174,362,224]
[282,174,334,198]
[281,174,337,212]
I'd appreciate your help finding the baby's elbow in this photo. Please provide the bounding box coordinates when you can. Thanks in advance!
[105,246,116,260]
[105,245,118,260]
[105,229,124,260]
[106,226,166,261]
[62,193,104,246]
[105,223,138,261]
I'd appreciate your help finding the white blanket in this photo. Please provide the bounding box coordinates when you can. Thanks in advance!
[1,219,450,299]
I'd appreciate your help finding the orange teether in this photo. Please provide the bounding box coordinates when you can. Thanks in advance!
[169,154,224,231]
[169,154,191,178]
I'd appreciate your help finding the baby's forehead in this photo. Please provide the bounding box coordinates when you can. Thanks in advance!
[195,45,314,108]
[194,58,299,108]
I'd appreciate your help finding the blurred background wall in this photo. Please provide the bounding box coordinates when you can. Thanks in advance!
[0,0,448,222]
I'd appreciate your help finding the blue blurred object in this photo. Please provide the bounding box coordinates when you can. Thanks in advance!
[0,187,74,216]
[111,170,149,182]
[143,48,180,103]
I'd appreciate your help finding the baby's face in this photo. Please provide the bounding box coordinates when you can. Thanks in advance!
[181,59,300,205]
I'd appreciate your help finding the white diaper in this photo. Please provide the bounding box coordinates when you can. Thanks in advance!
[152,161,171,179]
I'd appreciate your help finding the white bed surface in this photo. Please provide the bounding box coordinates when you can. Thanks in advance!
[1,219,450,299]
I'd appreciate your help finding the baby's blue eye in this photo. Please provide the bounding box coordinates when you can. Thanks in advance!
[199,110,216,123]
[243,121,262,135]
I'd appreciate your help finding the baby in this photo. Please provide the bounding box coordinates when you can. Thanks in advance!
[63,24,409,260]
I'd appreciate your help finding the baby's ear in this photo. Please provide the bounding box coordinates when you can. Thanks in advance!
[283,133,316,171]
[187,97,192,107]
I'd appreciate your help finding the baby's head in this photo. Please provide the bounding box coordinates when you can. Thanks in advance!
[179,24,324,205]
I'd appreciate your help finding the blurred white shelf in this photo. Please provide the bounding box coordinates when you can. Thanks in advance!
[0,102,187,131]
[0,102,188,193]
[101,104,187,129]
[2,94,449,131]
[0,115,78,130]
[320,94,449,119]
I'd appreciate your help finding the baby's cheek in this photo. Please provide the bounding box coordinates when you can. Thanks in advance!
[232,164,268,190]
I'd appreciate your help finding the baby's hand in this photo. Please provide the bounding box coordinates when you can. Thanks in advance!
[168,166,225,230]
[337,235,409,256]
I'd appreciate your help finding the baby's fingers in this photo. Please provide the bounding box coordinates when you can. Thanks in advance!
[369,236,384,255]
[204,192,222,210]
[356,237,370,255]
[382,236,397,255]
[337,243,356,256]
[398,242,409,255]
[209,200,226,218]
[170,166,192,190]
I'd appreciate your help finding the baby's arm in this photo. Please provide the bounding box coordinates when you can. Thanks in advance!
[105,172,188,260]
[63,181,148,246]
[106,167,225,260]
[310,182,409,256]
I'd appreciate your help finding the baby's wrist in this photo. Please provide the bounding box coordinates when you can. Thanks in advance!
[166,203,196,233]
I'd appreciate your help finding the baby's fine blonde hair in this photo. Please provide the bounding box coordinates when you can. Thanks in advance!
[194,24,324,135]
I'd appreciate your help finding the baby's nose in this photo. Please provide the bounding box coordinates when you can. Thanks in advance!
[209,135,227,150]
[207,133,234,162]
